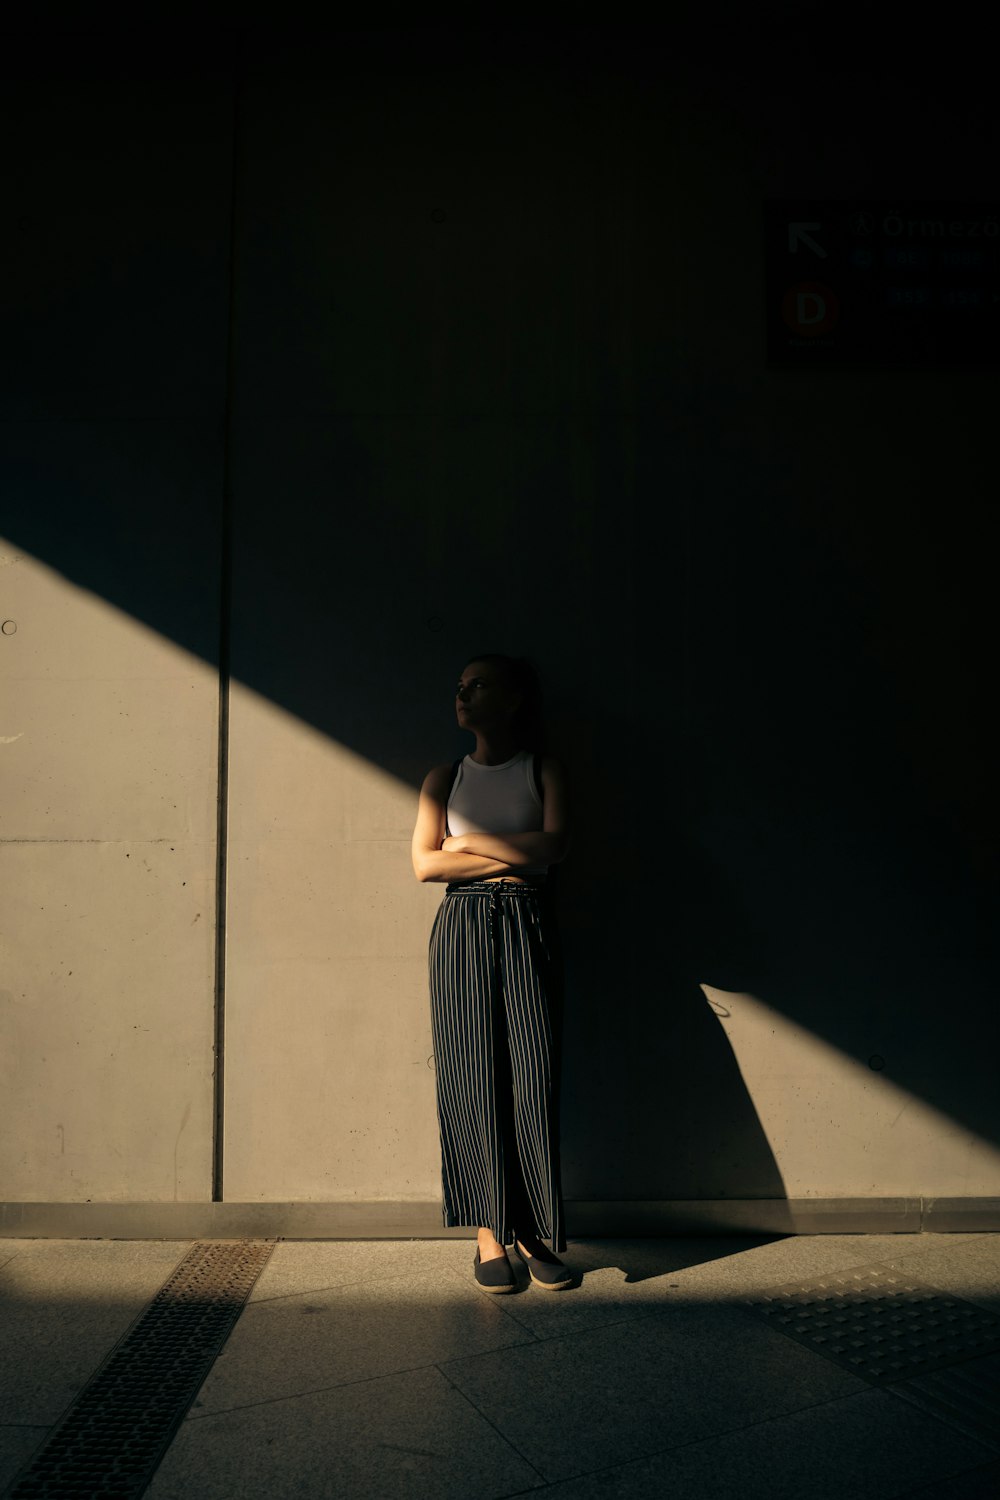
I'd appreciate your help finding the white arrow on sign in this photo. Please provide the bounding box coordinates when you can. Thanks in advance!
[788,222,827,257]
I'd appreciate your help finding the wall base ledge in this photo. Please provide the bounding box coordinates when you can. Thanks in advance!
[2,1197,997,1238]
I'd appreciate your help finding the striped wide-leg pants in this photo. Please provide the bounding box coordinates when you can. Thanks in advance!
[428,878,566,1253]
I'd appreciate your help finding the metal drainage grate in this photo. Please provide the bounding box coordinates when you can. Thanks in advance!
[745,1263,1000,1384]
[5,1239,275,1499]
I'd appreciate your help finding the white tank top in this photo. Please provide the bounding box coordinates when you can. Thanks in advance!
[446,750,547,875]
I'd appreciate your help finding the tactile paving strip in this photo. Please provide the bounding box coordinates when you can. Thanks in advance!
[5,1239,275,1499]
[891,1350,1000,1451]
[745,1263,1000,1384]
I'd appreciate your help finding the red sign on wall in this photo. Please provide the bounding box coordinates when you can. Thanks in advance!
[780,282,841,337]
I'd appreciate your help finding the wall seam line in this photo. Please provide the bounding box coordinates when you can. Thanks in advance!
[213,61,242,1204]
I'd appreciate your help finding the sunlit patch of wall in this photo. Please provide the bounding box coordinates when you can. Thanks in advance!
[222,682,443,1200]
[703,988,1000,1198]
[0,541,218,1201]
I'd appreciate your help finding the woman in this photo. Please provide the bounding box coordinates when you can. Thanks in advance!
[411,654,573,1292]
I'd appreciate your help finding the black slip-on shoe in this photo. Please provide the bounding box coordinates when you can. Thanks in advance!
[474,1247,517,1293]
[512,1239,573,1290]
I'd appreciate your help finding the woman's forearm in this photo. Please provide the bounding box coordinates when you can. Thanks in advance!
[447,832,568,866]
[414,850,518,883]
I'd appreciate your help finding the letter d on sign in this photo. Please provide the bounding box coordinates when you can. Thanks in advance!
[781,280,840,337]
[798,291,826,324]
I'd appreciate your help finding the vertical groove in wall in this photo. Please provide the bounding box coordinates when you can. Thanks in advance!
[681,455,694,742]
[213,64,242,1203]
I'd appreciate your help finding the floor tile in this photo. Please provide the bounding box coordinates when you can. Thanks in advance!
[0,1248,25,1279]
[898,1457,1000,1498]
[492,1259,683,1343]
[890,1351,1000,1451]
[441,1300,863,1482]
[532,1387,994,1499]
[191,1263,533,1415]
[147,1364,543,1500]
[565,1236,976,1305]
[0,1238,193,1288]
[496,1237,952,1343]
[0,1240,191,1424]
[246,1237,475,1304]
[882,1237,1000,1316]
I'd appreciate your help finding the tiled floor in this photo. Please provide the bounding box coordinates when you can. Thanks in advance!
[2,1233,999,1498]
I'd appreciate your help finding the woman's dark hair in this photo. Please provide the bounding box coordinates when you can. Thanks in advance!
[463,653,543,750]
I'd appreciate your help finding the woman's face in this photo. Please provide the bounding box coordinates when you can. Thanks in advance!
[455,660,520,731]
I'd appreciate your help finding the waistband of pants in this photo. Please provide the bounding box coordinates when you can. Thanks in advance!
[444,878,548,897]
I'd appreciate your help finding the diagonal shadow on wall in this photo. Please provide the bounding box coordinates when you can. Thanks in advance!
[2,18,997,1206]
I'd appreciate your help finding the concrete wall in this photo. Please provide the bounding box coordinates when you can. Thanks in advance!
[1,52,231,1204]
[2,18,998,1230]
